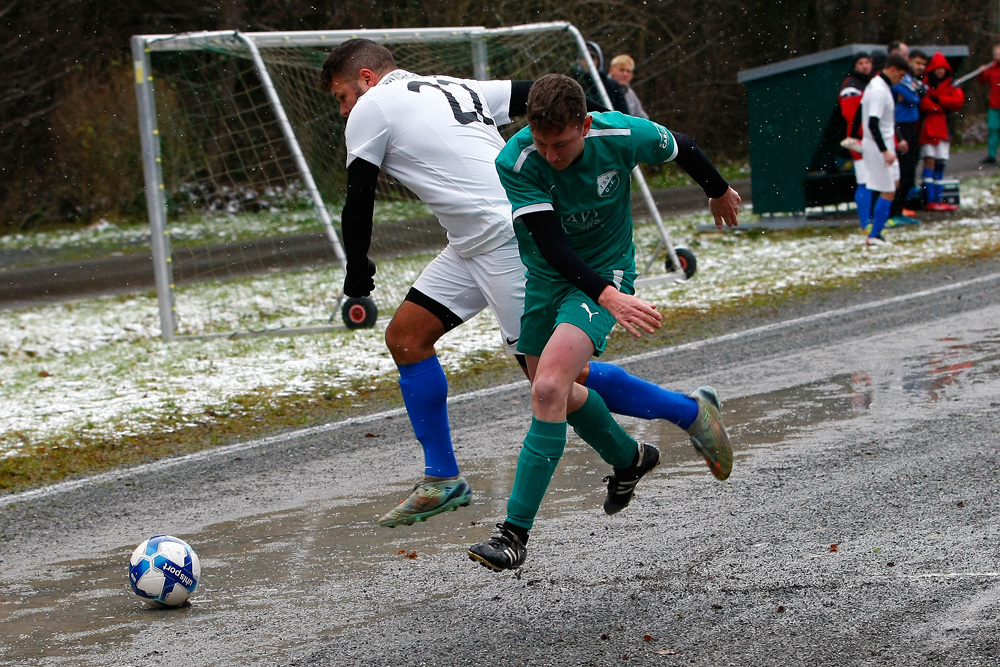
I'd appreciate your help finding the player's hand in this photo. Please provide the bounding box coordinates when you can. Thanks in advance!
[897,139,909,154]
[597,287,662,339]
[883,150,897,166]
[709,186,741,229]
[344,258,376,297]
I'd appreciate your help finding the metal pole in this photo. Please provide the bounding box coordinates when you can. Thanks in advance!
[131,36,178,340]
[471,36,489,81]
[233,31,347,268]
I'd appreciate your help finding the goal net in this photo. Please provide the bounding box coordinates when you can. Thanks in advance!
[132,23,680,340]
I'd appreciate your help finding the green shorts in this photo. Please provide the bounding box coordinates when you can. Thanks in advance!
[516,269,637,358]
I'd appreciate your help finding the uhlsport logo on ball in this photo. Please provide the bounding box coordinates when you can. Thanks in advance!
[128,535,201,608]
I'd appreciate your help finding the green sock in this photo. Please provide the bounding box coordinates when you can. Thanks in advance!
[566,388,639,469]
[505,417,567,531]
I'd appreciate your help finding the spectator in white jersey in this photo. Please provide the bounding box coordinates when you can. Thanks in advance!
[860,53,911,246]
[320,39,726,530]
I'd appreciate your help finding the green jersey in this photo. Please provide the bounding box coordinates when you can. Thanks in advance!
[495,111,677,281]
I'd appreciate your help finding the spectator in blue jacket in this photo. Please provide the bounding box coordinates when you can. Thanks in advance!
[890,47,927,224]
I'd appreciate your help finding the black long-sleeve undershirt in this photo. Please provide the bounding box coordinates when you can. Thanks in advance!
[340,157,380,263]
[521,210,611,303]
[671,131,730,199]
[868,116,889,152]
[508,80,610,117]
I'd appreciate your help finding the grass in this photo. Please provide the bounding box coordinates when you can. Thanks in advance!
[2,176,999,497]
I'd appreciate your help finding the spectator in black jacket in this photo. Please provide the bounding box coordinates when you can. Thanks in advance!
[574,41,629,114]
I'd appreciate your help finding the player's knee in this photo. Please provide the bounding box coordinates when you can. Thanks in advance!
[385,321,437,363]
[934,159,947,171]
[531,375,570,410]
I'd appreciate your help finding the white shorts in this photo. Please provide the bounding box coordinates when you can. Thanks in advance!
[861,149,900,194]
[412,237,525,354]
[920,141,950,160]
[853,159,868,186]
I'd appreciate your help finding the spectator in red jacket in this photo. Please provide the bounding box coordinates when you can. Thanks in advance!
[975,44,1000,164]
[919,51,964,211]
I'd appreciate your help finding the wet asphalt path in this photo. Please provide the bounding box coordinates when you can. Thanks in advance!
[1,258,1000,666]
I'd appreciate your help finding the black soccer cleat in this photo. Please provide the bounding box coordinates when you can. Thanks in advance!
[603,443,660,515]
[468,524,527,572]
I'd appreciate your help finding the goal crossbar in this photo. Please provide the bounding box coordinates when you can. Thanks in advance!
[131,22,680,341]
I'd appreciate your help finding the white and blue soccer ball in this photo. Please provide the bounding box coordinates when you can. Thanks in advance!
[128,535,201,608]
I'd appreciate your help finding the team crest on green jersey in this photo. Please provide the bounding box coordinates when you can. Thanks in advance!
[597,169,620,198]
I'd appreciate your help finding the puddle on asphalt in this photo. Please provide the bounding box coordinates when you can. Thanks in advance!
[3,330,999,662]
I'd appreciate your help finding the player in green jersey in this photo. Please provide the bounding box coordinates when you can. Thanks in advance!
[469,74,741,571]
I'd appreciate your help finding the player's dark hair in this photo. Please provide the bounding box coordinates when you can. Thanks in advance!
[885,53,910,72]
[526,74,588,134]
[320,39,396,90]
[909,49,928,62]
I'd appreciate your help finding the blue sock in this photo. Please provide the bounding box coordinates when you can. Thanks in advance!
[870,196,891,238]
[398,355,458,478]
[585,361,698,429]
[932,167,945,203]
[854,184,872,228]
[922,168,934,203]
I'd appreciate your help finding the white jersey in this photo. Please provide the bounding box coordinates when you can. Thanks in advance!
[861,74,895,155]
[345,70,515,257]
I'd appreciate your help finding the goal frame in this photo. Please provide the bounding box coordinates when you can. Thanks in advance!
[131,22,682,341]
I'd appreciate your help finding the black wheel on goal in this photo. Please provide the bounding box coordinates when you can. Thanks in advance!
[342,297,378,329]
[665,247,697,279]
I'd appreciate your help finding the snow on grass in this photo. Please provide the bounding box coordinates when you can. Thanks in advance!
[2,180,999,457]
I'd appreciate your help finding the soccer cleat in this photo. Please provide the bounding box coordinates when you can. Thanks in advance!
[377,476,471,527]
[603,443,660,515]
[859,222,872,235]
[981,156,996,164]
[886,215,919,227]
[686,387,733,481]
[866,235,890,247]
[925,202,957,212]
[839,137,862,153]
[468,524,527,571]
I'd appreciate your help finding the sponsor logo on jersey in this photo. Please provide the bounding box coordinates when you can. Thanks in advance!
[560,210,602,230]
[596,170,620,197]
[655,123,672,150]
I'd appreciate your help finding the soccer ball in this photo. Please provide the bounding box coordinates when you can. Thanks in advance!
[128,535,201,608]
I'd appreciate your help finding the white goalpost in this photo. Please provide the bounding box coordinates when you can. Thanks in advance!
[131,22,687,341]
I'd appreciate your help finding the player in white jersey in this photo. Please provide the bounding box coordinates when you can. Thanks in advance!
[860,53,910,247]
[321,39,722,528]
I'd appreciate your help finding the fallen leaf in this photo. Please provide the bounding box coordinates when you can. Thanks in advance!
[656,650,680,656]
[38,370,51,377]
[777,606,786,613]
[830,544,839,552]
[643,634,656,642]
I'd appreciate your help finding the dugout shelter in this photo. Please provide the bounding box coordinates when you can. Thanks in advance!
[738,44,969,219]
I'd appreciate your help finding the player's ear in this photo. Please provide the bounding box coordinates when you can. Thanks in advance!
[581,115,593,135]
[358,67,378,87]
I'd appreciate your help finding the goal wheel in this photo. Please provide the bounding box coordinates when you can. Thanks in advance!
[342,297,378,329]
[664,247,697,279]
